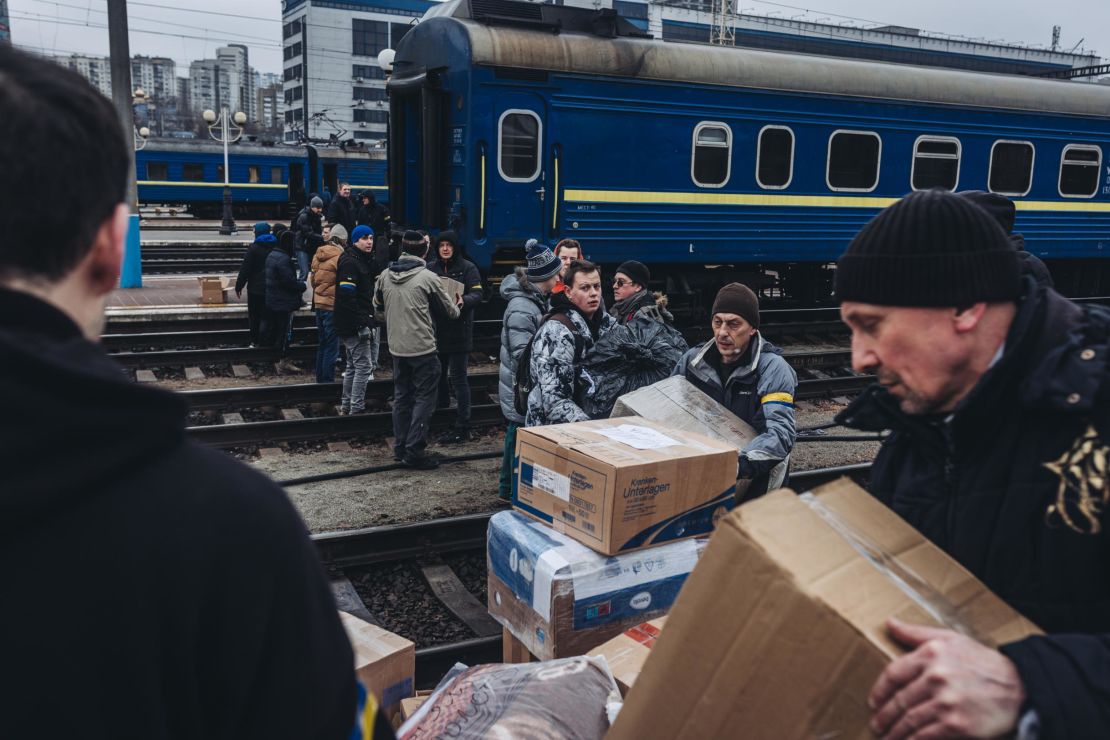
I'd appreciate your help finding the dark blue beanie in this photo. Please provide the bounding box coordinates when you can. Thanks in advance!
[253,222,271,236]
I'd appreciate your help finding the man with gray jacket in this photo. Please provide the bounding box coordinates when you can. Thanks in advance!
[497,241,563,500]
[672,283,797,502]
[375,230,460,469]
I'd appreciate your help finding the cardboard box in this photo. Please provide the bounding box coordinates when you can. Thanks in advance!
[339,611,415,722]
[487,510,703,660]
[398,692,432,722]
[611,376,759,501]
[197,276,230,304]
[439,275,464,305]
[608,479,1041,740]
[587,617,666,695]
[513,418,738,555]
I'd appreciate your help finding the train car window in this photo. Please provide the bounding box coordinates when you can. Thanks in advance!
[988,141,1035,196]
[271,167,283,185]
[498,110,542,182]
[692,122,732,188]
[911,136,961,191]
[1059,145,1102,198]
[827,131,881,192]
[146,162,168,181]
[248,166,261,184]
[183,163,204,181]
[756,126,794,190]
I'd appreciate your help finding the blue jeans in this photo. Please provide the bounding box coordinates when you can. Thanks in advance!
[315,310,339,383]
[296,250,311,281]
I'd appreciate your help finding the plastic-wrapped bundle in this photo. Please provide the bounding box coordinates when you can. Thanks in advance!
[398,656,621,740]
[581,317,688,418]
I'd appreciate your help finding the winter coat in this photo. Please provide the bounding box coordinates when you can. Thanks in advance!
[326,195,356,236]
[373,253,460,357]
[498,267,548,424]
[0,288,356,739]
[334,245,379,337]
[672,335,797,496]
[426,252,483,354]
[355,194,391,236]
[265,241,306,313]
[610,289,674,326]
[234,233,276,297]
[837,279,1110,740]
[309,243,343,311]
[294,206,325,255]
[526,291,617,427]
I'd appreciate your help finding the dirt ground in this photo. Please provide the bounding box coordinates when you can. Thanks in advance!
[243,399,878,534]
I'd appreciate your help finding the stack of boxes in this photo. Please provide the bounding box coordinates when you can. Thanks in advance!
[489,378,757,662]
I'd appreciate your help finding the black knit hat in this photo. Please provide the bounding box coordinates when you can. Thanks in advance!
[616,260,650,288]
[956,190,1016,234]
[401,229,426,255]
[712,283,760,329]
[835,190,1021,307]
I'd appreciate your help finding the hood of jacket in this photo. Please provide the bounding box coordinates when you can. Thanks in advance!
[384,253,428,283]
[0,289,187,538]
[253,234,276,247]
[499,267,545,307]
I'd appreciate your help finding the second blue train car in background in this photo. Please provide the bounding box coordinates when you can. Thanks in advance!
[136,140,388,220]
[387,0,1110,301]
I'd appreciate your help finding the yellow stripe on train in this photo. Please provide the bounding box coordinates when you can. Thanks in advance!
[562,189,1110,212]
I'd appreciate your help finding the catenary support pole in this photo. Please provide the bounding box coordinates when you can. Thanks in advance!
[107,0,142,288]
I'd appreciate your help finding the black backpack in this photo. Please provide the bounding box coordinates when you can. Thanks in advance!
[513,311,585,416]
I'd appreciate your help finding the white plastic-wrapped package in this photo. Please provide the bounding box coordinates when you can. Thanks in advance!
[610,375,757,451]
[487,510,706,659]
[398,655,622,740]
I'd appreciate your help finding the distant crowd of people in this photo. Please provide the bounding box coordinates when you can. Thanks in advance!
[8,43,1110,740]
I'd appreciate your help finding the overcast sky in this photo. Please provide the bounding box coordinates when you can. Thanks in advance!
[8,0,1109,76]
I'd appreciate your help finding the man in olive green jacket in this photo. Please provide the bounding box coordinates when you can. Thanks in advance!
[374,230,461,468]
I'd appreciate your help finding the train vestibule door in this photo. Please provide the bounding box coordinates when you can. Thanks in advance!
[487,95,549,244]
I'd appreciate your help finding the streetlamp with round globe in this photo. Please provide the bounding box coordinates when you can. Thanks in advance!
[203,106,246,234]
[377,48,395,75]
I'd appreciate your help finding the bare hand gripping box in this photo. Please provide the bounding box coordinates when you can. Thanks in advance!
[513,418,738,555]
[608,479,1041,740]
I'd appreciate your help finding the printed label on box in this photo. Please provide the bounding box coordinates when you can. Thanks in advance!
[532,463,570,502]
[596,424,681,450]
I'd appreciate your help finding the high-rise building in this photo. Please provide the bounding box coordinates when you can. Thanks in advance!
[0,0,11,44]
[188,58,232,115]
[58,54,114,98]
[256,83,284,130]
[281,0,434,145]
[217,44,254,120]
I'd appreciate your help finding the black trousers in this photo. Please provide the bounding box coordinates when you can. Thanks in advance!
[436,351,471,430]
[247,293,267,345]
[392,352,441,459]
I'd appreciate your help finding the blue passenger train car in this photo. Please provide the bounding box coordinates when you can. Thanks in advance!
[136,140,388,220]
[387,0,1110,299]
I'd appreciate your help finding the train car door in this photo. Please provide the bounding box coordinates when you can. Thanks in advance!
[288,163,305,209]
[488,97,548,244]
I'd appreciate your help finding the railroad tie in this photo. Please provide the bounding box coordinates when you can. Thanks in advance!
[231,364,252,378]
[220,412,245,425]
[135,369,158,383]
[421,564,502,638]
[184,367,205,381]
[281,408,305,421]
[331,576,379,625]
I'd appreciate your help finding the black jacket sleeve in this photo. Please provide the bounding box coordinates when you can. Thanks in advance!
[461,260,483,312]
[1001,635,1110,740]
[275,255,304,294]
[235,247,257,294]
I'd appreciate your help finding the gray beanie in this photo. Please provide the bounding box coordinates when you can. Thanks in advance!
[310,196,323,208]
[329,223,348,244]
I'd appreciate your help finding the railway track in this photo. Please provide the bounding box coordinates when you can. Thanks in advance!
[311,460,871,687]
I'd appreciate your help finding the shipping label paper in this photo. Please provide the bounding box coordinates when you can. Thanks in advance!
[596,424,682,450]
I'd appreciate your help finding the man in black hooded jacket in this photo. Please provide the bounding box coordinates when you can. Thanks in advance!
[835,190,1110,740]
[0,46,359,739]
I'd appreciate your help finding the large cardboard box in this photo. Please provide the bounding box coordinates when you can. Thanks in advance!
[513,418,737,555]
[487,510,703,660]
[197,276,230,304]
[608,479,1041,740]
[339,611,415,722]
[587,617,666,695]
[439,275,464,305]
[611,376,760,500]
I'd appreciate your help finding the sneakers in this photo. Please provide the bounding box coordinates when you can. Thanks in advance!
[404,454,440,470]
[338,407,350,416]
[275,359,300,374]
[436,428,472,445]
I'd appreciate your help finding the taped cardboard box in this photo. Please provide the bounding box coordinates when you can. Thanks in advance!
[339,611,415,722]
[513,417,737,555]
[487,510,703,660]
[439,276,464,305]
[197,276,230,304]
[587,617,666,695]
[611,376,759,501]
[608,479,1041,740]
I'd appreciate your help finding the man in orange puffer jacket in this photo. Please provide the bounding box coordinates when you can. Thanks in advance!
[310,224,346,382]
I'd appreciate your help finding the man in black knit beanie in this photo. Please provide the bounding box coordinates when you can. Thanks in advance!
[835,189,1110,740]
